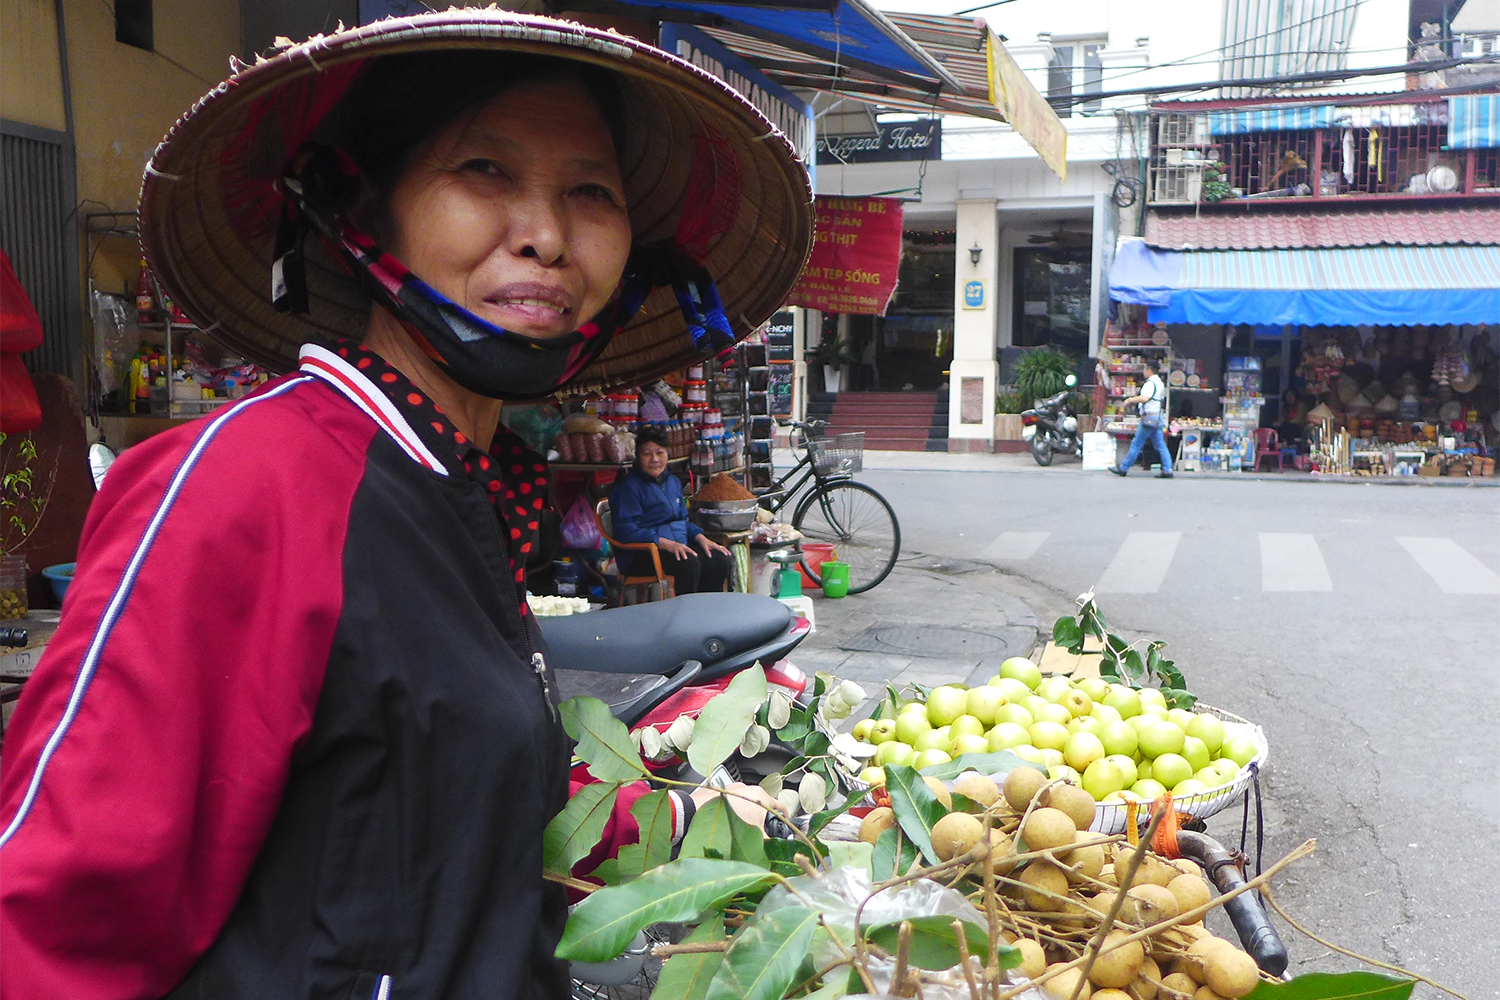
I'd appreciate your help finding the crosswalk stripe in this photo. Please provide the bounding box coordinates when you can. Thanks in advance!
[1260,533,1332,592]
[979,531,1050,561]
[1396,537,1500,594]
[1095,532,1181,594]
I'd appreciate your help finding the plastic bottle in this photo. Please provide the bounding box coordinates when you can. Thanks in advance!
[135,259,156,324]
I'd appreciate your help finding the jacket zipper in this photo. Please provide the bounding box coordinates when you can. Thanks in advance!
[466,477,560,726]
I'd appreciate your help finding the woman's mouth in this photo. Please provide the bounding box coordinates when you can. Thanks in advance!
[481,285,573,331]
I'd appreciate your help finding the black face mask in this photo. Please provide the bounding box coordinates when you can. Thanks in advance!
[272,143,738,400]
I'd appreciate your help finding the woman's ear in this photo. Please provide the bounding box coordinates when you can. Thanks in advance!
[347,174,388,244]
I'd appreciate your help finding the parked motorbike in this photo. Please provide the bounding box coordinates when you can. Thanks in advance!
[541,592,812,783]
[1020,373,1081,466]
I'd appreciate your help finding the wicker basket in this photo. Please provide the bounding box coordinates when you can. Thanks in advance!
[807,432,864,476]
[1089,704,1268,834]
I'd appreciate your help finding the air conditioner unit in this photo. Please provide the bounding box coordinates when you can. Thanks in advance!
[1153,163,1205,204]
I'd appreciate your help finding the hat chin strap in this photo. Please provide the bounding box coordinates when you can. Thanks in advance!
[272,143,737,398]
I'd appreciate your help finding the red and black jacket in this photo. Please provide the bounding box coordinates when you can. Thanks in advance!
[1,345,590,999]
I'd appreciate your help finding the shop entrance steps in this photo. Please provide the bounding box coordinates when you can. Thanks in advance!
[805,391,948,452]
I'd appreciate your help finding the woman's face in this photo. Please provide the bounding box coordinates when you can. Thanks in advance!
[382,78,632,339]
[638,441,670,478]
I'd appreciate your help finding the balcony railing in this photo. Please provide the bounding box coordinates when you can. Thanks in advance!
[1148,111,1499,205]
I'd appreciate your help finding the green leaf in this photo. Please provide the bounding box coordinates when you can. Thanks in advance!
[652,915,726,1000]
[681,796,735,861]
[777,706,811,743]
[543,782,618,876]
[864,915,993,971]
[1122,648,1146,680]
[911,682,933,700]
[802,730,831,761]
[560,697,647,782]
[824,840,873,878]
[1052,616,1084,650]
[948,792,984,814]
[870,824,919,881]
[779,755,809,776]
[1162,687,1198,710]
[705,907,819,1000]
[618,790,676,880]
[727,796,770,868]
[813,672,830,697]
[808,792,864,839]
[917,750,1030,781]
[799,976,849,1000]
[1244,971,1415,1000]
[591,858,622,885]
[689,666,768,774]
[764,837,817,878]
[557,857,779,962]
[1100,653,1120,681]
[882,763,945,864]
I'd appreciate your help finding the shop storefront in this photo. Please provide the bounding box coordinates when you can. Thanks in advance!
[1106,237,1500,477]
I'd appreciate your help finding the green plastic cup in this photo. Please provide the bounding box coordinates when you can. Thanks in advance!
[820,560,850,598]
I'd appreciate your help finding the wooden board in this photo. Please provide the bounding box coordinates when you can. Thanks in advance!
[1038,636,1105,678]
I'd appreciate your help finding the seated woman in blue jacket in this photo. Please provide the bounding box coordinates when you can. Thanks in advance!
[610,426,733,594]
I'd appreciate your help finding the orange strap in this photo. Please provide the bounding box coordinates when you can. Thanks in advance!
[1124,799,1140,847]
[1150,794,1184,859]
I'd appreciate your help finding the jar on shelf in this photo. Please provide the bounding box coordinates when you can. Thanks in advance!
[0,553,27,619]
[687,364,705,381]
[684,380,708,404]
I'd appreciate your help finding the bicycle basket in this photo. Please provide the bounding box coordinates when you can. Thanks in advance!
[808,432,864,475]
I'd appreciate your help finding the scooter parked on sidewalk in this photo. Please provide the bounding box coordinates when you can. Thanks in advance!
[1021,373,1081,466]
[540,592,812,783]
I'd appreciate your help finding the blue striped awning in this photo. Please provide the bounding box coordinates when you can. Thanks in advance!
[1449,95,1500,149]
[1210,105,1335,135]
[1126,246,1500,326]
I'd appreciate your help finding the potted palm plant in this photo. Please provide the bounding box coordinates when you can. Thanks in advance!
[1,431,55,618]
[806,335,854,393]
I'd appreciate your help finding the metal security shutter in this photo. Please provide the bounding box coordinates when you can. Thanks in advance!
[0,119,81,385]
[1219,0,1360,98]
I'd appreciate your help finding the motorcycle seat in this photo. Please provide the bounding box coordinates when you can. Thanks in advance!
[539,593,793,676]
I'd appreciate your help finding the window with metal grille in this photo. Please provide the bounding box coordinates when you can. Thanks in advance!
[0,121,81,384]
[1047,38,1106,118]
[1146,113,1499,203]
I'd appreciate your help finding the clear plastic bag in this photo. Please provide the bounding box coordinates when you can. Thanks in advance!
[758,868,1043,1000]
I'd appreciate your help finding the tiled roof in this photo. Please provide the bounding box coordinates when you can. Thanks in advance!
[1143,207,1500,250]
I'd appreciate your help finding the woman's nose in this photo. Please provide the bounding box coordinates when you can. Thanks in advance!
[509,190,567,266]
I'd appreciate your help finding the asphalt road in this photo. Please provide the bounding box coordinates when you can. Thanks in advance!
[857,461,1500,996]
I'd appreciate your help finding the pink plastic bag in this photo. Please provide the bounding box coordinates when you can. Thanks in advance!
[559,496,603,551]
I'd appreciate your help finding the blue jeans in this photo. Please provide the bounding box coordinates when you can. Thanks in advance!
[1119,421,1173,473]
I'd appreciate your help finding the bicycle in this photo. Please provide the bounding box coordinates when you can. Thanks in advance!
[759,419,901,594]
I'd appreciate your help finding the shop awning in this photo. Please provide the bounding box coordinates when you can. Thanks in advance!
[1210,105,1334,135]
[1109,242,1500,327]
[555,0,962,91]
[1449,95,1500,149]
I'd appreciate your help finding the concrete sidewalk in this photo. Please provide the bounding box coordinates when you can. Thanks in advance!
[791,554,1046,697]
[838,448,1500,486]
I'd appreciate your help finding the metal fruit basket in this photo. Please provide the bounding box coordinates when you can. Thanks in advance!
[807,432,864,476]
[1090,704,1269,835]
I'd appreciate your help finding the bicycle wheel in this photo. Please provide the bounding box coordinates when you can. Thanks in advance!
[792,481,900,594]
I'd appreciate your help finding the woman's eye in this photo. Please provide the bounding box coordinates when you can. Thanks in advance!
[573,183,620,204]
[459,159,504,176]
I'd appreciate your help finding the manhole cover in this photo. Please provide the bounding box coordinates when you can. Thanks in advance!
[839,624,1013,658]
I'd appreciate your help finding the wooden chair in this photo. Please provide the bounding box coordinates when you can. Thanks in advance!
[595,498,675,605]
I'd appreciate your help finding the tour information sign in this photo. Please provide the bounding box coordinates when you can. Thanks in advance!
[787,196,904,316]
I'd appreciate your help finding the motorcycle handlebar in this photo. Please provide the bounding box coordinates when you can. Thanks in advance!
[1174,830,1289,976]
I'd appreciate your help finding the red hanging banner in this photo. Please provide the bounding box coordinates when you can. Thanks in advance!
[787,196,904,316]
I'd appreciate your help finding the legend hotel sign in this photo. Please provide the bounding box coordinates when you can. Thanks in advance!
[816,119,941,165]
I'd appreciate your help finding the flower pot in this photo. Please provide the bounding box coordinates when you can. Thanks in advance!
[994,414,1024,440]
[822,365,841,393]
[0,552,27,619]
